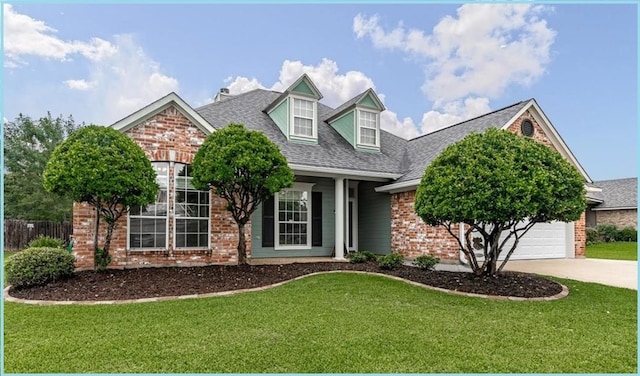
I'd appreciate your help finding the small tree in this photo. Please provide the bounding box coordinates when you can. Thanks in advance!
[43,126,158,270]
[415,128,586,277]
[191,123,294,265]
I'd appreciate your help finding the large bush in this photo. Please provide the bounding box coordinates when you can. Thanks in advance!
[415,128,586,276]
[28,235,65,249]
[5,247,75,288]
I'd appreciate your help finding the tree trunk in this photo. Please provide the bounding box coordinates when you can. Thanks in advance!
[93,209,100,271]
[237,223,247,265]
[104,221,115,255]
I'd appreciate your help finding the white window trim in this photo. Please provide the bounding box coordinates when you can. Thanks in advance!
[274,182,315,250]
[127,161,170,251]
[356,109,380,148]
[289,95,317,140]
[172,163,211,250]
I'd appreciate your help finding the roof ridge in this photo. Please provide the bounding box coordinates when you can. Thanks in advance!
[407,99,528,143]
[195,88,277,111]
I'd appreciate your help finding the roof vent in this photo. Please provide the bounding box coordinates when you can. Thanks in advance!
[220,88,230,94]
[521,119,534,137]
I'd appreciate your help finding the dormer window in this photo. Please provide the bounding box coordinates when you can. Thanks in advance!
[292,97,315,138]
[358,109,379,147]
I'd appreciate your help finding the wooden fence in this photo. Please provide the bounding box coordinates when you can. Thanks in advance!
[3,220,73,251]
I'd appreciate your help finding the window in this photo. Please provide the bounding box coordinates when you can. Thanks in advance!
[292,98,315,137]
[174,163,210,249]
[275,183,314,249]
[358,110,378,146]
[129,162,168,249]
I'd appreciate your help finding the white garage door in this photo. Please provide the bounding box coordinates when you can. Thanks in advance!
[504,221,571,260]
[466,221,573,261]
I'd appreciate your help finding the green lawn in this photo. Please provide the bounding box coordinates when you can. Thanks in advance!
[3,273,637,373]
[587,242,637,261]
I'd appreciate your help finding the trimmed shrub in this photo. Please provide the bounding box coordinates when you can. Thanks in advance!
[377,253,404,270]
[28,235,65,249]
[346,250,378,264]
[597,224,618,242]
[413,254,440,270]
[5,247,75,288]
[618,227,637,242]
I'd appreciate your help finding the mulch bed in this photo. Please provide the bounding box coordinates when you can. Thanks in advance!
[7,261,563,302]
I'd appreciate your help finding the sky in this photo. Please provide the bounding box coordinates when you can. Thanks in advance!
[2,2,638,182]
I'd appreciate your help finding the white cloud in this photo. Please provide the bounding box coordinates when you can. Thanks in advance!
[82,34,179,123]
[63,79,96,90]
[4,5,179,125]
[354,4,556,133]
[223,58,421,139]
[3,4,117,66]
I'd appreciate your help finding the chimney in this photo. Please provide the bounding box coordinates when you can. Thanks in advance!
[214,87,232,102]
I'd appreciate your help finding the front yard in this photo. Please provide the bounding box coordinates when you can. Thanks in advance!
[3,272,637,373]
[587,242,637,261]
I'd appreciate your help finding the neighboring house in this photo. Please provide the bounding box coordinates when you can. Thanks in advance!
[586,178,637,229]
[72,74,597,269]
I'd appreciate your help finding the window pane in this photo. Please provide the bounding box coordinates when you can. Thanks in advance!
[199,206,209,217]
[176,219,186,233]
[176,235,185,248]
[186,220,199,232]
[199,220,208,232]
[199,234,208,247]
[186,234,199,247]
[187,191,199,204]
[293,117,313,136]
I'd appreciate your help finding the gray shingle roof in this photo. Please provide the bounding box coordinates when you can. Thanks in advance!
[195,89,406,175]
[591,178,637,209]
[396,100,530,182]
[195,90,534,182]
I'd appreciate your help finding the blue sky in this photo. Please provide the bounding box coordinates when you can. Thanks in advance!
[3,2,637,182]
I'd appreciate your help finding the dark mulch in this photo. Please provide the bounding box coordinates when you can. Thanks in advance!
[8,261,563,302]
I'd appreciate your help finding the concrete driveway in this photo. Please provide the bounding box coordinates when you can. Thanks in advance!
[504,259,638,290]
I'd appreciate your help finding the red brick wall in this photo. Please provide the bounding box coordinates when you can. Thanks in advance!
[391,109,587,260]
[72,105,250,269]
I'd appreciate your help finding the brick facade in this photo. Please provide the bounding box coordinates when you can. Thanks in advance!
[390,110,588,261]
[590,209,638,230]
[72,105,249,269]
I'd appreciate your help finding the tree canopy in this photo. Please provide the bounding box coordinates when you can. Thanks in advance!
[191,123,294,264]
[43,125,159,270]
[414,128,586,276]
[4,113,82,222]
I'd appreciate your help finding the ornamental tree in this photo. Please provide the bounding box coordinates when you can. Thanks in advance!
[191,123,294,265]
[414,128,586,277]
[43,126,159,270]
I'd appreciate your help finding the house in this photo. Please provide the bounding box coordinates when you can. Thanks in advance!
[71,73,597,269]
[586,178,637,229]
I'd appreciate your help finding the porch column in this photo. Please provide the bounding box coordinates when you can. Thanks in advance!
[334,177,345,260]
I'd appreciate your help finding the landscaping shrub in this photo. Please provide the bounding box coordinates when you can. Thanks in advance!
[413,254,440,270]
[28,235,65,249]
[597,224,618,242]
[346,250,378,264]
[586,228,600,244]
[5,247,75,288]
[377,253,404,270]
[618,227,637,242]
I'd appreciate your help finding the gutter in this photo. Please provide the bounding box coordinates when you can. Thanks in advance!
[374,178,421,194]
[288,163,402,181]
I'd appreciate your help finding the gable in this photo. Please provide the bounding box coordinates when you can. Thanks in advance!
[356,91,384,111]
[502,100,592,183]
[291,80,315,96]
[111,92,214,135]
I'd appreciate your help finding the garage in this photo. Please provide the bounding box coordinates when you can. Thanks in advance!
[466,221,574,262]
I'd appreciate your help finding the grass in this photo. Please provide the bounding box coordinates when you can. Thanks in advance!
[586,242,637,261]
[3,272,637,373]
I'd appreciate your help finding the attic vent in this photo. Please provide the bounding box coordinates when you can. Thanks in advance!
[521,119,534,137]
